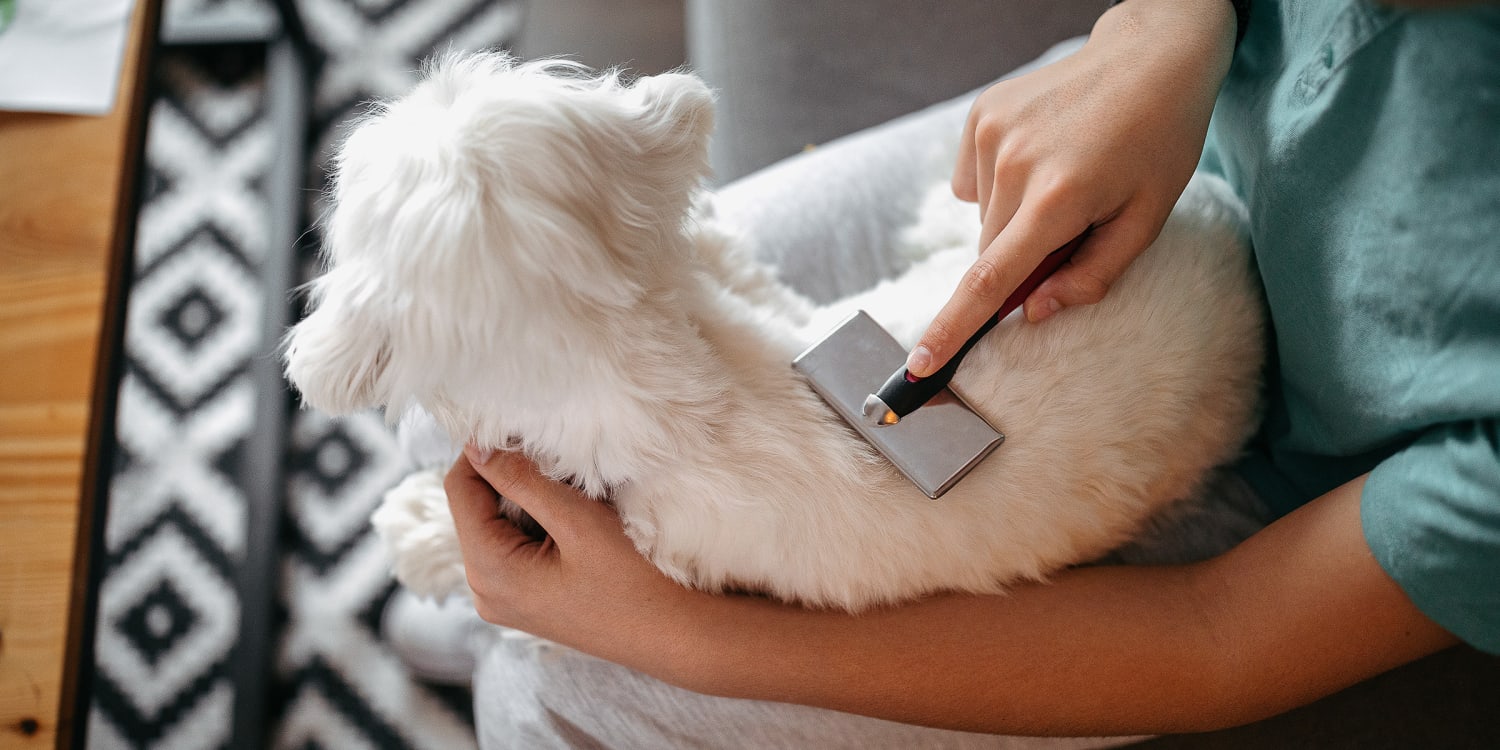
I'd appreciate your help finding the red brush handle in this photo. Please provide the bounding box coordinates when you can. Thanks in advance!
[993,234,1085,324]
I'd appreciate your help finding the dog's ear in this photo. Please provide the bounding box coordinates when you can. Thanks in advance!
[630,72,715,171]
[283,275,392,415]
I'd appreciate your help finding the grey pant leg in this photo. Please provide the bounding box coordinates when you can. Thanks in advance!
[473,629,1140,750]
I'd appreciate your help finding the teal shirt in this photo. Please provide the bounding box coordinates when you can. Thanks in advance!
[1202,1,1500,653]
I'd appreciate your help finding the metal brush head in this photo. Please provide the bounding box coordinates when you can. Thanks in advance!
[861,394,900,427]
[792,311,1004,498]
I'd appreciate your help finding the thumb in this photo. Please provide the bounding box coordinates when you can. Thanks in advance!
[1023,217,1157,323]
[462,445,588,543]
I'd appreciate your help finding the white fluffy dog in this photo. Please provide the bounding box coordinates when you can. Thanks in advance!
[285,53,1264,613]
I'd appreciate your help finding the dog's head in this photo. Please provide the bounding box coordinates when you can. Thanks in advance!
[285,53,716,434]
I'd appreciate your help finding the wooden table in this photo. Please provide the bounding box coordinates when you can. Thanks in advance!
[0,1,160,746]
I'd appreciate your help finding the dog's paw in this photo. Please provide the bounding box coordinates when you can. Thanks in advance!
[371,468,469,599]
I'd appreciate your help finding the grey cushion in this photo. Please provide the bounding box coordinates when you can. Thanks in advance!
[688,0,1100,182]
[710,38,1085,305]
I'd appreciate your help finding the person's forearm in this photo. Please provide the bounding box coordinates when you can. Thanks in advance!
[662,556,1228,735]
[651,477,1456,736]
[449,447,1457,735]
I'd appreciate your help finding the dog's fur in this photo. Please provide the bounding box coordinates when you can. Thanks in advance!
[285,53,1265,613]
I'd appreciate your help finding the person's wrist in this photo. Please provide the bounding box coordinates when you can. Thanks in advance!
[648,590,786,700]
[1095,0,1237,60]
[624,585,723,691]
[1089,0,1237,103]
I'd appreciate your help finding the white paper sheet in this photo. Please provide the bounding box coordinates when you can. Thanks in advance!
[0,0,137,115]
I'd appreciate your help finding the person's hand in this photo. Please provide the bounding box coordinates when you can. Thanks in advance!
[907,0,1237,378]
[445,446,699,669]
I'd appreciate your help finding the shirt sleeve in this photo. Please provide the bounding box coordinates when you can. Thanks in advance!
[1362,419,1500,654]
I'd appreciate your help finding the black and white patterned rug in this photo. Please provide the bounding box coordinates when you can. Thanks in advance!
[89,1,522,747]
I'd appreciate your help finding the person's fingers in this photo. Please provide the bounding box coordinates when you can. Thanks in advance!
[908,205,1088,377]
[977,164,1025,259]
[459,445,590,545]
[951,106,980,203]
[444,456,544,563]
[973,114,1009,225]
[975,136,994,218]
[1023,211,1162,323]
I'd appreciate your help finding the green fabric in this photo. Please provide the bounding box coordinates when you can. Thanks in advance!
[1201,1,1500,653]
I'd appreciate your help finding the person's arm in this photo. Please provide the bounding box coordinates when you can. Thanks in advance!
[908,0,1237,378]
[447,451,1457,736]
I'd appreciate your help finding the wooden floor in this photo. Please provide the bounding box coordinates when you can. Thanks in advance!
[0,1,157,746]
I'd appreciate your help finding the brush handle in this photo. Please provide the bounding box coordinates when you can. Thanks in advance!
[874,235,1085,419]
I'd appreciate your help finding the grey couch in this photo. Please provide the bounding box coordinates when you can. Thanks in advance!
[514,0,1097,183]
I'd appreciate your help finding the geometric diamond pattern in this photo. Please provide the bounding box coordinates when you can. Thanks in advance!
[95,1,520,747]
[157,285,227,352]
[105,376,253,559]
[126,236,261,413]
[284,411,407,567]
[273,1,520,746]
[90,37,268,749]
[95,518,240,722]
[297,0,525,218]
[114,579,201,670]
[135,79,271,274]
[292,418,371,499]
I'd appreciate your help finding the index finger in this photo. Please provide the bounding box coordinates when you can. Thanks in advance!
[444,456,532,553]
[908,207,1088,377]
[460,447,607,546]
